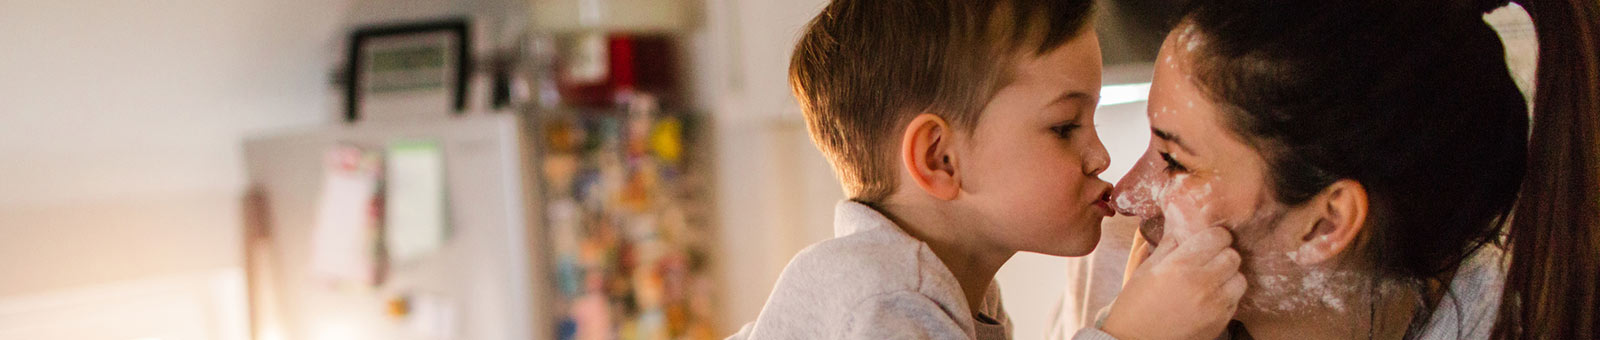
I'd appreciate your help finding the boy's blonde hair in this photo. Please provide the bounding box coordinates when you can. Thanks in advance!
[789,0,1096,202]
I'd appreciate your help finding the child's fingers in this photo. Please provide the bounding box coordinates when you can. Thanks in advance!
[1223,273,1247,300]
[1173,226,1233,265]
[1143,229,1181,265]
[1220,273,1248,314]
[1201,247,1242,282]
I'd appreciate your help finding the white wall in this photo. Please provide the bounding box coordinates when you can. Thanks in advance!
[0,0,348,298]
[0,269,251,340]
[685,0,840,334]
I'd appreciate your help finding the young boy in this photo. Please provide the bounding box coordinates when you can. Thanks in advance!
[728,1,1246,339]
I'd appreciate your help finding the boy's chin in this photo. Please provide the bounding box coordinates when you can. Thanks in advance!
[1038,244,1099,257]
[1031,224,1102,257]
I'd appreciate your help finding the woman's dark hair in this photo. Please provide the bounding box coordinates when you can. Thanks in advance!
[1177,0,1598,338]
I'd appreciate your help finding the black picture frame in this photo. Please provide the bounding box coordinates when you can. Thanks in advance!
[345,18,471,122]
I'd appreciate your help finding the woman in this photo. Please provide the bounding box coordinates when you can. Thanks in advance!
[1100,0,1596,338]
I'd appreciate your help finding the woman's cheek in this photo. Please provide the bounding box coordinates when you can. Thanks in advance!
[1158,174,1220,240]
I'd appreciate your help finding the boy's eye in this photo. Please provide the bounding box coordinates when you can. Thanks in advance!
[1050,124,1081,138]
[1160,152,1189,173]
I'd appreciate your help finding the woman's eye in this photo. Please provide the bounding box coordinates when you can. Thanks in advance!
[1160,152,1189,173]
[1050,124,1081,138]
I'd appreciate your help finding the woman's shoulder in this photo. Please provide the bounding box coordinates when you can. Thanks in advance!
[1417,245,1508,340]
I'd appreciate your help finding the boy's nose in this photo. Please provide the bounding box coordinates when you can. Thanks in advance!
[1111,149,1164,217]
[1085,134,1111,176]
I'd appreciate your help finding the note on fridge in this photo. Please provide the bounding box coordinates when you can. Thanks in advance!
[311,144,382,287]
[385,140,450,265]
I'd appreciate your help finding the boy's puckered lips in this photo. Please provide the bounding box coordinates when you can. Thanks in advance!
[1094,188,1115,217]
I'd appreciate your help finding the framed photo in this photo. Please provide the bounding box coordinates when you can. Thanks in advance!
[346,19,470,122]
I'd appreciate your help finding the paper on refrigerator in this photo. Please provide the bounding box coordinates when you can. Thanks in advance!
[310,145,383,287]
[384,140,450,265]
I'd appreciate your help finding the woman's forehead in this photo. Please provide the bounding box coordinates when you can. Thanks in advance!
[1148,41,1267,175]
[1148,53,1212,147]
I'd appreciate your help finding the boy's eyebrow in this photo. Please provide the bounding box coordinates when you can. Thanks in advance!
[1152,127,1197,154]
[1047,91,1096,107]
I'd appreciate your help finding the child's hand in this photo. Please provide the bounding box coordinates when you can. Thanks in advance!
[1101,224,1245,339]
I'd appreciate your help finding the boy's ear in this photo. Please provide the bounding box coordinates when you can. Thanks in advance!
[1289,179,1369,265]
[901,113,961,200]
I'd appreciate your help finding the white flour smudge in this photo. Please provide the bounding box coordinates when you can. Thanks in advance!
[1243,254,1363,316]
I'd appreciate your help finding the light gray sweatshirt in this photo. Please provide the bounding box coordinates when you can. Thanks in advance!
[727,201,1118,340]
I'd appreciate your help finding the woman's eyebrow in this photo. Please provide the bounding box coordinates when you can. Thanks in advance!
[1152,127,1197,154]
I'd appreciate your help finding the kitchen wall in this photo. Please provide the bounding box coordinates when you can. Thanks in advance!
[0,0,348,298]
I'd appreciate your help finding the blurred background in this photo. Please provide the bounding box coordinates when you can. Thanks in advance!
[0,1,1535,339]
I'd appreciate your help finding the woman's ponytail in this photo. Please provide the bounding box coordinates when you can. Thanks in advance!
[1495,0,1600,338]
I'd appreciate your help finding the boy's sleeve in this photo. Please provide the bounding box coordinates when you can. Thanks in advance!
[1068,302,1121,340]
[1069,328,1120,340]
[838,291,969,340]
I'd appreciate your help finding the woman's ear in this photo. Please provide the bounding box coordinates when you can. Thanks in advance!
[901,113,961,200]
[1290,179,1369,265]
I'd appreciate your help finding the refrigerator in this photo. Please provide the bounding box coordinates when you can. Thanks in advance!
[241,111,718,340]
[242,115,546,340]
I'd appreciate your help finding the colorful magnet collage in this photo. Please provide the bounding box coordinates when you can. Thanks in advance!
[542,100,717,340]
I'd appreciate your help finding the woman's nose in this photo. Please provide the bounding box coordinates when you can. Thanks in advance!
[1111,149,1164,217]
